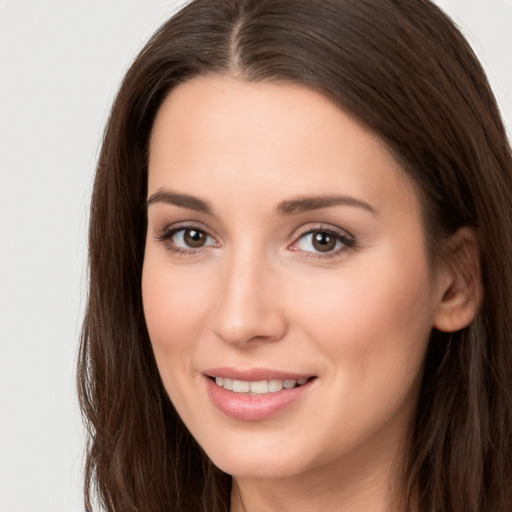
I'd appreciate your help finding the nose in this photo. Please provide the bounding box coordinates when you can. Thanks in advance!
[212,248,288,347]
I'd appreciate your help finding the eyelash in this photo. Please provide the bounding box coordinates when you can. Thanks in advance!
[155,223,217,256]
[155,223,356,259]
[290,224,356,259]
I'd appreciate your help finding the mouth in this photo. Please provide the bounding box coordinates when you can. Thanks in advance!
[208,375,314,395]
[204,370,317,421]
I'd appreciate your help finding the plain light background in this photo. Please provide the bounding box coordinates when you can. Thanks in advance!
[0,1,510,511]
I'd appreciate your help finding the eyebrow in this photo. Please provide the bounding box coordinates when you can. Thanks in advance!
[146,189,377,216]
[146,189,212,213]
[276,195,377,216]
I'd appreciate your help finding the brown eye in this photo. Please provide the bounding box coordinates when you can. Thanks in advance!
[183,229,207,248]
[292,226,354,256]
[160,227,216,252]
[311,231,337,252]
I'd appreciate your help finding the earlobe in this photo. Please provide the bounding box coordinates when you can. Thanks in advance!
[433,227,483,333]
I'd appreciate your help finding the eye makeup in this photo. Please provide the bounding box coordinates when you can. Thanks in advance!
[154,220,357,260]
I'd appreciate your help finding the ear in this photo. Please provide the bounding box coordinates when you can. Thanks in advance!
[433,227,483,333]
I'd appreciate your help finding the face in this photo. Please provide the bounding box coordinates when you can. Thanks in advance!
[142,75,445,483]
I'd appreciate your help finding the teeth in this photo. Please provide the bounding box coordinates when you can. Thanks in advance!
[213,376,309,394]
[249,380,268,394]
[232,380,250,392]
[268,379,283,392]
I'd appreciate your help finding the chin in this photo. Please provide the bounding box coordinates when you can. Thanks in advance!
[199,433,318,480]
[211,454,304,480]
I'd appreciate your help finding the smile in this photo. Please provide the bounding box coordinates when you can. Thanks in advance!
[205,371,317,421]
[213,376,310,394]
[211,377,308,395]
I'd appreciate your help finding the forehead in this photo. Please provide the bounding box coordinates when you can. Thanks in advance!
[148,74,419,220]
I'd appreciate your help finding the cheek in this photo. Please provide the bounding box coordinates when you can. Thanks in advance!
[292,247,435,386]
[290,255,434,452]
[141,257,213,361]
[141,256,221,422]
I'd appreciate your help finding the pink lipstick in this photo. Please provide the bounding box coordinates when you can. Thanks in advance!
[204,367,316,421]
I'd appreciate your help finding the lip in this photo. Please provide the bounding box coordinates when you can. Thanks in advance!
[204,367,317,421]
[204,366,312,381]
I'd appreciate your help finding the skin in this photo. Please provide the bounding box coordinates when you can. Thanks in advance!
[142,75,478,512]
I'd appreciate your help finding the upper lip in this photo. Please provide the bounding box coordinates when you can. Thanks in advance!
[203,367,315,381]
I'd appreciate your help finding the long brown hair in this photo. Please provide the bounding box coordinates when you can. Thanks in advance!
[78,1,512,510]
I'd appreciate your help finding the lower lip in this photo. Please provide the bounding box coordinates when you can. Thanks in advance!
[205,377,315,421]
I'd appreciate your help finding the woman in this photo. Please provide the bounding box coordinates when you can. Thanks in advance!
[78,0,512,511]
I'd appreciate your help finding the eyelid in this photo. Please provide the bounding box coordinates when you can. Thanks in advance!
[153,221,355,258]
[292,223,355,240]
[155,220,216,240]
[288,223,356,257]
[154,221,219,254]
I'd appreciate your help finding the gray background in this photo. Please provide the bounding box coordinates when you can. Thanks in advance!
[0,1,510,511]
